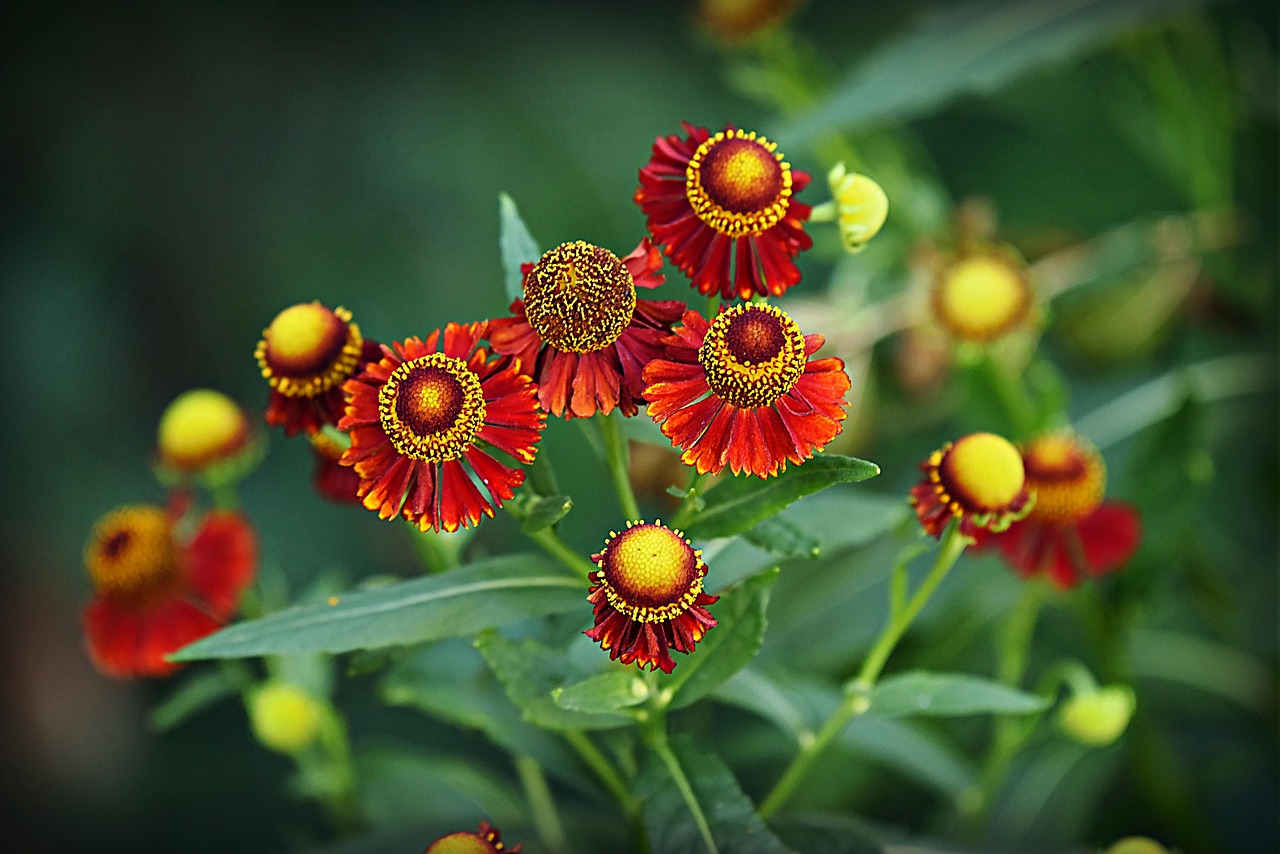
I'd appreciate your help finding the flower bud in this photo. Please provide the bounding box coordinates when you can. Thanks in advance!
[828,162,889,253]
[248,682,325,754]
[1103,837,1170,854]
[1058,684,1135,747]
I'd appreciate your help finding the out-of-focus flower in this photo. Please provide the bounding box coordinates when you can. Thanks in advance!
[636,122,812,300]
[487,239,683,419]
[254,302,381,436]
[423,821,522,854]
[1059,684,1136,747]
[82,503,257,678]
[1102,837,1171,854]
[339,323,545,533]
[909,432,1032,539]
[930,245,1033,342]
[585,521,718,674]
[155,389,255,481]
[643,303,850,478]
[696,0,800,45]
[248,681,326,754]
[978,433,1141,588]
[825,162,889,253]
[309,430,361,505]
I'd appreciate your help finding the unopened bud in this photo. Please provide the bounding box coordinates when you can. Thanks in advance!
[1059,684,1135,747]
[248,682,325,754]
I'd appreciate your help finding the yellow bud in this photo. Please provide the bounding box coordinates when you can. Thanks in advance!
[248,682,325,754]
[1103,837,1170,854]
[157,389,250,473]
[1059,684,1135,747]
[828,162,888,253]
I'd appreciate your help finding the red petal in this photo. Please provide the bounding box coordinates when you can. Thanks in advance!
[184,512,258,617]
[1078,502,1141,576]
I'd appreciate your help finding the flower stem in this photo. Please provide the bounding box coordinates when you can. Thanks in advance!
[758,524,969,819]
[402,521,458,574]
[526,527,598,577]
[669,469,706,531]
[599,410,642,521]
[515,754,567,854]
[645,720,718,854]
[561,730,639,818]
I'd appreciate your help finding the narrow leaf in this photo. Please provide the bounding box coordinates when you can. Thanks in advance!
[685,455,880,540]
[869,670,1050,718]
[356,745,525,829]
[498,192,540,303]
[149,667,237,732]
[742,516,821,558]
[173,554,581,660]
[842,713,977,796]
[512,493,573,533]
[553,670,650,714]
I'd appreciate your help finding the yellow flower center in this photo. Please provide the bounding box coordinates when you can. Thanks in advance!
[686,129,793,237]
[1022,434,1105,524]
[597,523,705,624]
[84,506,180,600]
[932,253,1031,341]
[249,682,325,753]
[254,303,366,397]
[698,303,807,408]
[425,835,498,854]
[938,432,1025,512]
[157,389,249,471]
[522,241,637,353]
[1104,839,1170,854]
[378,353,486,463]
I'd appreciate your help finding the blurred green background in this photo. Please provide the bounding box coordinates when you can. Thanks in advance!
[2,1,1276,852]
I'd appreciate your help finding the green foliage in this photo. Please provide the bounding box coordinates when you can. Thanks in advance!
[498,193,540,304]
[868,670,1051,718]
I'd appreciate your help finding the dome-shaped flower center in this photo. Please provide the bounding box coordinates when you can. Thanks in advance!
[84,506,181,600]
[157,389,250,471]
[938,432,1026,512]
[698,303,806,409]
[522,241,637,353]
[933,254,1030,341]
[378,353,486,463]
[686,129,793,237]
[255,303,365,397]
[1022,434,1105,524]
[425,834,500,854]
[597,523,705,623]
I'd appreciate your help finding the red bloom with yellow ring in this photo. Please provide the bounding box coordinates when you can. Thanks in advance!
[635,122,813,300]
[909,432,1033,538]
[486,239,683,419]
[423,821,521,854]
[977,434,1141,588]
[643,303,850,479]
[585,521,718,674]
[339,323,545,532]
[82,502,257,679]
[255,302,382,436]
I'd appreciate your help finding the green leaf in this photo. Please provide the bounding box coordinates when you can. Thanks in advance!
[475,632,635,731]
[553,670,650,714]
[842,714,977,797]
[775,0,1216,142]
[742,491,911,560]
[770,814,886,854]
[511,493,573,533]
[742,516,821,558]
[685,455,881,540]
[666,568,779,710]
[868,670,1050,718]
[149,667,238,733]
[173,554,581,660]
[498,192,539,304]
[356,745,525,829]
[636,735,788,854]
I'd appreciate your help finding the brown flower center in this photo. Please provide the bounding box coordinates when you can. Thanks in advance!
[596,523,705,624]
[84,506,181,600]
[378,354,485,462]
[1021,434,1105,524]
[698,303,806,408]
[522,241,637,353]
[255,303,366,398]
[686,129,792,237]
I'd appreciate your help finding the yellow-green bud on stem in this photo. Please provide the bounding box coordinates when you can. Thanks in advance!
[1058,684,1136,747]
[248,681,326,754]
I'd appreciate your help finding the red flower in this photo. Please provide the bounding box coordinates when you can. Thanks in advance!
[82,503,257,679]
[423,821,521,854]
[309,431,362,505]
[635,122,813,300]
[254,302,382,436]
[339,323,545,532]
[585,521,718,674]
[642,303,850,478]
[487,239,683,419]
[909,432,1032,539]
[977,434,1141,588]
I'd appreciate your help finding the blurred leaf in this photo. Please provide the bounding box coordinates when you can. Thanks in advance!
[685,455,881,540]
[636,735,788,854]
[622,406,674,447]
[770,814,886,854]
[1128,628,1274,713]
[746,491,912,560]
[356,745,525,829]
[869,670,1050,718]
[475,632,634,731]
[554,670,650,714]
[173,555,581,660]
[742,516,821,558]
[666,568,779,710]
[841,714,977,797]
[149,667,238,733]
[510,493,574,533]
[776,0,1217,141]
[498,193,539,304]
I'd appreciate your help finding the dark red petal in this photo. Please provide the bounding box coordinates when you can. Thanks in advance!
[436,458,492,531]
[184,511,258,617]
[1078,502,1142,576]
[465,445,524,506]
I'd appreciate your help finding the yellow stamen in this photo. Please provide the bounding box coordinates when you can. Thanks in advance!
[522,241,636,353]
[1022,434,1105,524]
[254,303,366,398]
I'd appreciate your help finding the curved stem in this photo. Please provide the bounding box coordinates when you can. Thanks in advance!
[645,720,717,854]
[759,524,968,819]
[561,730,639,819]
[599,410,642,521]
[515,754,567,854]
[526,527,598,577]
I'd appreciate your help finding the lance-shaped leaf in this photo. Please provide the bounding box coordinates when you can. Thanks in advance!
[868,670,1050,718]
[554,670,651,715]
[685,455,880,540]
[498,192,540,303]
[173,554,581,660]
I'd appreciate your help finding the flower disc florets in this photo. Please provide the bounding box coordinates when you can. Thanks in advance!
[931,249,1032,342]
[84,506,179,601]
[697,303,806,408]
[1020,434,1105,524]
[911,432,1032,538]
[595,523,706,623]
[687,129,793,237]
[522,241,637,353]
[255,302,365,397]
[156,389,251,473]
[378,353,486,463]
[424,821,521,854]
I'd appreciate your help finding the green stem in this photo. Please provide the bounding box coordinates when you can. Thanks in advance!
[402,521,457,574]
[528,443,561,498]
[646,721,717,854]
[527,526,598,577]
[973,350,1040,439]
[599,410,642,521]
[562,730,639,818]
[515,754,567,854]
[314,707,363,836]
[758,524,968,819]
[669,470,706,531]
